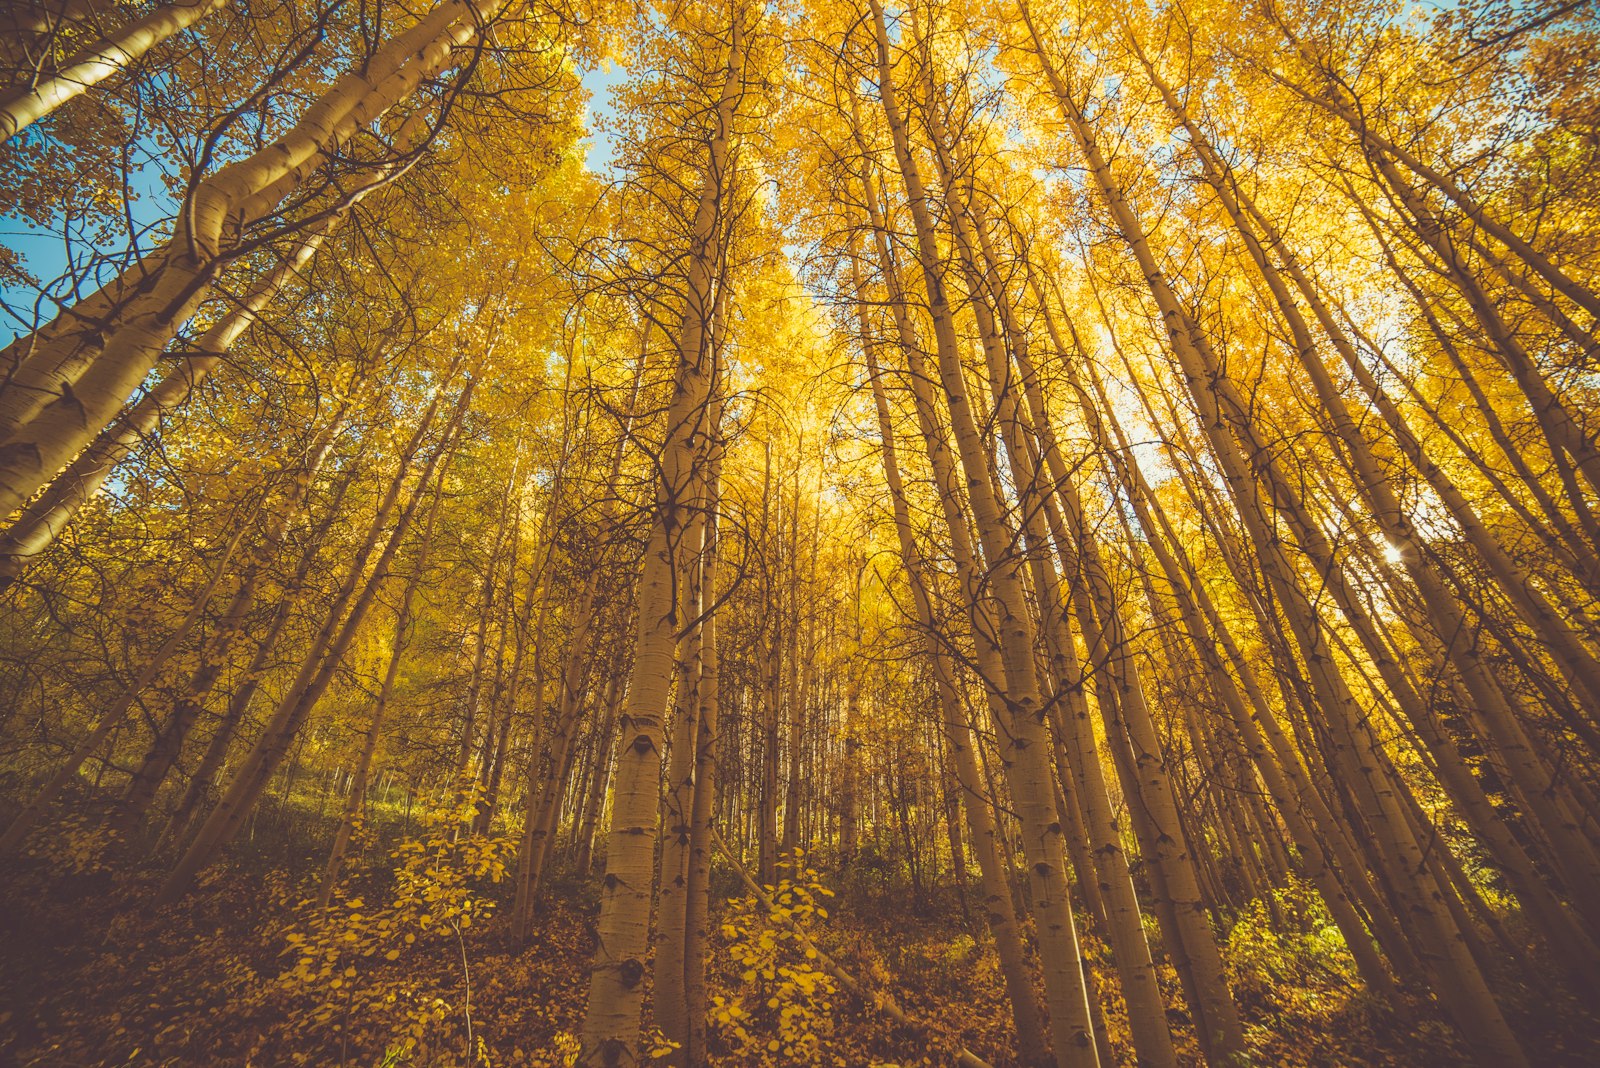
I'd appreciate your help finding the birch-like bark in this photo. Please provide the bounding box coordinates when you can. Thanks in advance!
[157,436,371,852]
[682,420,722,1067]
[577,10,742,1061]
[574,662,625,879]
[1020,8,1529,1061]
[0,219,337,588]
[855,253,1051,1066]
[931,139,1188,1065]
[867,4,1097,1060]
[316,464,445,909]
[654,439,709,1064]
[0,0,505,517]
[0,0,227,142]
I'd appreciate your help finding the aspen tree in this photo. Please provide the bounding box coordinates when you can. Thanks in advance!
[0,0,227,141]
[574,660,627,879]
[757,441,782,886]
[107,410,348,838]
[317,461,448,908]
[155,378,472,904]
[156,445,374,852]
[1260,4,1600,325]
[1122,22,1600,953]
[849,90,1065,1053]
[0,220,340,587]
[654,390,712,1064]
[682,392,724,1067]
[1019,8,1532,1060]
[855,254,1051,1067]
[1066,323,1400,993]
[0,0,509,518]
[577,6,744,1060]
[1131,27,1600,758]
[0,489,264,855]
[865,3,1098,1060]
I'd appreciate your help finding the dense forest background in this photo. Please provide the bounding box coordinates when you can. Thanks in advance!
[2,0,1599,1065]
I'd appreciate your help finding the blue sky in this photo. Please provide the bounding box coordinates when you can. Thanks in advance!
[579,58,627,176]
[1,55,629,348]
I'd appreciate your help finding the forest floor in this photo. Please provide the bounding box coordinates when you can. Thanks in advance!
[1,803,1598,1067]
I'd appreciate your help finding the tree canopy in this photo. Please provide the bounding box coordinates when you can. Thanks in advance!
[2,0,1599,1065]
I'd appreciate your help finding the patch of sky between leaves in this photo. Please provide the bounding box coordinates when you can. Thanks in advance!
[0,130,176,348]
[2,57,629,348]
[579,58,628,178]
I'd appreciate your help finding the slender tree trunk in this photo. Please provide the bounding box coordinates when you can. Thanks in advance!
[153,381,470,905]
[867,5,1098,1060]
[108,410,345,837]
[578,13,742,1061]
[316,465,445,908]
[574,663,625,879]
[1020,11,1530,1061]
[858,267,1051,1066]
[682,430,722,1068]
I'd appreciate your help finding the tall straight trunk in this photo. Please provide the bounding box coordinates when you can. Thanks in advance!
[850,74,1046,1045]
[1141,62,1600,725]
[857,258,1051,1067]
[683,395,724,1068]
[757,443,780,886]
[476,593,523,835]
[156,444,370,853]
[1074,329,1399,992]
[867,5,1097,1061]
[510,356,640,934]
[930,134,1189,1065]
[1020,10,1528,1062]
[457,475,517,783]
[837,560,863,868]
[577,13,741,1062]
[780,476,802,867]
[781,468,820,870]
[1139,49,1600,790]
[655,424,711,1065]
[574,662,625,879]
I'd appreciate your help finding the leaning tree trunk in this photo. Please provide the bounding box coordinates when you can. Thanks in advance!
[0,0,505,518]
[153,381,470,905]
[0,0,228,141]
[316,455,447,908]
[108,409,346,838]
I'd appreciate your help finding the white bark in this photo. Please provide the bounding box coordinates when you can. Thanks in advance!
[0,0,228,142]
